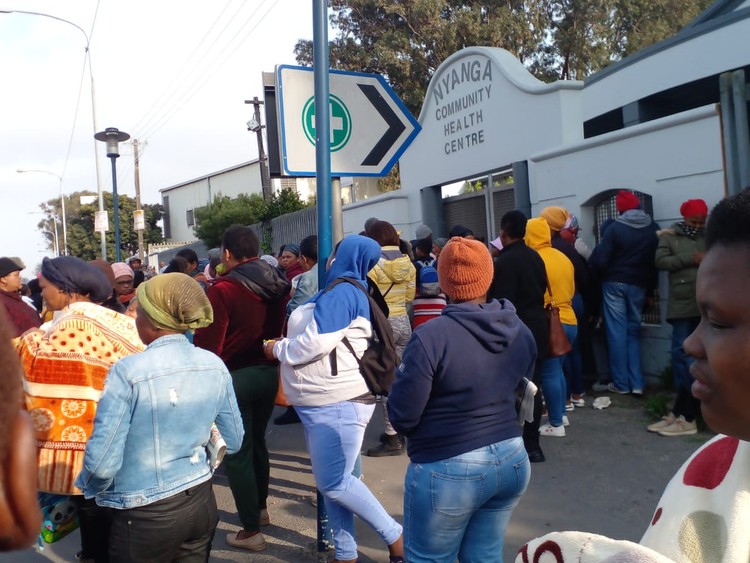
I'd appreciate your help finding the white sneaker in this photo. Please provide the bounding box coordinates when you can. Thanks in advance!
[562,415,570,427]
[539,423,566,437]
[658,415,697,437]
[647,412,676,433]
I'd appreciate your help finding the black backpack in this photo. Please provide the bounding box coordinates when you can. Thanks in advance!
[326,277,397,396]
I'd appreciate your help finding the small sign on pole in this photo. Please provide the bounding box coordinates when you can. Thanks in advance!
[94,210,109,233]
[133,209,145,231]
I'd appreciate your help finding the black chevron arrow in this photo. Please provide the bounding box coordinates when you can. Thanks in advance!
[358,83,406,166]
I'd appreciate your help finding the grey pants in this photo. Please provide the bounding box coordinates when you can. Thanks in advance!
[382,315,412,435]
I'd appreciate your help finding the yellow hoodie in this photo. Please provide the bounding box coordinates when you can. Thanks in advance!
[524,218,577,325]
[368,246,416,318]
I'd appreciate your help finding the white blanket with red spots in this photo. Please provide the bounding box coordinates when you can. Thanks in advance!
[516,435,750,563]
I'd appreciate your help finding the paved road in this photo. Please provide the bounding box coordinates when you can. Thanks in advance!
[3,393,706,562]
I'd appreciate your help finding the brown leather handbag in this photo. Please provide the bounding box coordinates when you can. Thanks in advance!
[546,279,572,357]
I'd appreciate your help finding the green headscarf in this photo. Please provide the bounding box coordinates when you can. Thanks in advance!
[136,273,213,332]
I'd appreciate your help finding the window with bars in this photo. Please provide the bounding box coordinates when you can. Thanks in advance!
[592,190,661,325]
[186,209,195,227]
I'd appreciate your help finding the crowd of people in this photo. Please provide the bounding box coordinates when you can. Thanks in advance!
[0,186,742,562]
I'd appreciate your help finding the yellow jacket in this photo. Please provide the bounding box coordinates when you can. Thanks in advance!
[368,246,416,318]
[525,218,577,325]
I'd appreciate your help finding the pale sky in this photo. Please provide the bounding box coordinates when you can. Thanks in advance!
[0,0,315,277]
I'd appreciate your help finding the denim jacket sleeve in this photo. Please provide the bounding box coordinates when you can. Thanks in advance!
[214,370,244,454]
[75,361,133,497]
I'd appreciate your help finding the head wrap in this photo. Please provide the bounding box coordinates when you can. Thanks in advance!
[437,237,493,302]
[282,244,300,257]
[136,273,213,332]
[260,254,279,268]
[41,256,112,303]
[489,237,504,252]
[415,224,432,240]
[680,199,708,218]
[111,262,134,280]
[88,260,116,288]
[563,213,579,231]
[0,257,23,279]
[540,206,570,231]
[616,190,641,213]
[433,237,448,249]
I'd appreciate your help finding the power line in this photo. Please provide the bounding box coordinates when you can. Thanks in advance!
[137,0,279,139]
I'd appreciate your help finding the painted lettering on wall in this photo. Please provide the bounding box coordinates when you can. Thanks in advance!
[432,58,492,156]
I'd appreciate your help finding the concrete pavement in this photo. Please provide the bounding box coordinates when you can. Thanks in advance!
[2,393,706,562]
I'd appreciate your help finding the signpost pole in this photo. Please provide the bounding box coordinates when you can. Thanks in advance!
[313,0,332,289]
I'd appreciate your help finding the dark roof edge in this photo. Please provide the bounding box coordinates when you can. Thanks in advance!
[159,159,260,193]
[585,1,750,87]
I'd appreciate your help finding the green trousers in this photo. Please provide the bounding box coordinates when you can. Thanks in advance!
[224,364,278,531]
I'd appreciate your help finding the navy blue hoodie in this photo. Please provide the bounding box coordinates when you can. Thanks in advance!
[387,299,536,463]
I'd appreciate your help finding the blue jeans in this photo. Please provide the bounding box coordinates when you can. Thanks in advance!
[404,437,529,563]
[670,317,700,391]
[563,294,585,396]
[540,323,578,426]
[296,401,402,560]
[602,282,646,392]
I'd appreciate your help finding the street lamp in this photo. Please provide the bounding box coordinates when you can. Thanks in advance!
[17,169,67,256]
[1,9,106,259]
[95,127,130,263]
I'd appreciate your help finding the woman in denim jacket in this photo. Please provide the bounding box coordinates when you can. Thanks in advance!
[76,273,244,562]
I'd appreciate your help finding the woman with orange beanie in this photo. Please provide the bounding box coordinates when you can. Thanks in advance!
[388,237,535,561]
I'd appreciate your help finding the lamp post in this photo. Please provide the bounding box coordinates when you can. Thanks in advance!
[1,9,106,259]
[95,128,130,263]
[17,169,67,256]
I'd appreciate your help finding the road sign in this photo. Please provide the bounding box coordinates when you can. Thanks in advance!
[276,65,421,177]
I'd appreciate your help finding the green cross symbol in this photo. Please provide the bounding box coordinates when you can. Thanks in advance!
[302,95,352,152]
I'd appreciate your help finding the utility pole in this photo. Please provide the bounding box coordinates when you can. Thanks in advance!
[133,139,145,262]
[245,97,272,200]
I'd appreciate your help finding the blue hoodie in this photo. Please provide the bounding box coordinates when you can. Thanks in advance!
[274,236,383,406]
[387,299,536,463]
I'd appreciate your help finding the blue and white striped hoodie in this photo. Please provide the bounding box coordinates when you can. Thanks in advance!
[274,235,380,406]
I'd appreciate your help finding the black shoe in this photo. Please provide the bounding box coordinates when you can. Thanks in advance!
[527,449,546,463]
[379,432,405,444]
[365,434,404,457]
[274,407,301,425]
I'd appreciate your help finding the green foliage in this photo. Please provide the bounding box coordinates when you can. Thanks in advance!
[38,191,163,261]
[258,187,309,222]
[295,0,713,114]
[193,193,266,248]
[460,180,484,194]
[193,188,310,249]
[377,165,401,193]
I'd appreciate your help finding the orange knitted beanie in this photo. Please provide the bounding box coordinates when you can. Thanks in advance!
[437,237,494,302]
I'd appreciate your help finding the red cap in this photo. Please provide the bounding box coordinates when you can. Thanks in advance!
[679,199,708,218]
[616,190,640,213]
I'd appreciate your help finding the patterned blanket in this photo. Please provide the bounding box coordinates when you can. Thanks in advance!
[18,302,143,494]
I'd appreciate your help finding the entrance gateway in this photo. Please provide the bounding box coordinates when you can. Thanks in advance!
[394,0,750,377]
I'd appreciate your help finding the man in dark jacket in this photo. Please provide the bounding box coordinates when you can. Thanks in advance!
[0,258,40,338]
[589,190,659,396]
[194,226,290,552]
[488,211,549,463]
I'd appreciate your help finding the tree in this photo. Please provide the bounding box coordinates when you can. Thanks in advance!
[295,0,712,113]
[38,191,163,261]
[192,188,310,248]
[193,193,267,248]
[257,187,310,222]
